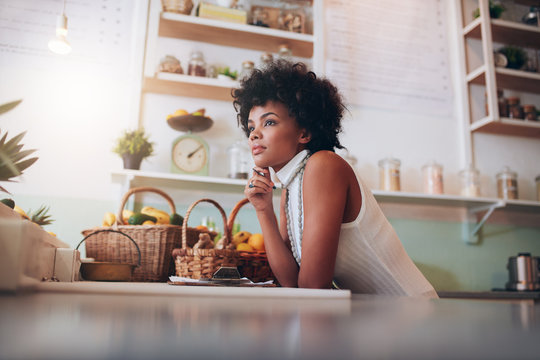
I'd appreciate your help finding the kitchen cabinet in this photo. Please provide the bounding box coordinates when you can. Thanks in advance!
[458,0,540,139]
[142,0,316,102]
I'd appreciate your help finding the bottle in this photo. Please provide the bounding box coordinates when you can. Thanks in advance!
[459,165,480,197]
[187,51,206,77]
[497,90,508,118]
[227,139,252,179]
[422,161,444,195]
[378,158,401,191]
[496,166,518,200]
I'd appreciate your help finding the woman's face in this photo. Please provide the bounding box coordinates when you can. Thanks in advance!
[247,101,309,172]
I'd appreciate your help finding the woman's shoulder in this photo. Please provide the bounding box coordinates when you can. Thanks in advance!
[306,150,354,178]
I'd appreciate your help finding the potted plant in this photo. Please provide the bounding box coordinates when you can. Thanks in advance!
[0,99,38,193]
[113,128,155,170]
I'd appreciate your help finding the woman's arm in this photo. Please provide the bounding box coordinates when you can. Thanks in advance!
[245,168,300,287]
[299,151,359,289]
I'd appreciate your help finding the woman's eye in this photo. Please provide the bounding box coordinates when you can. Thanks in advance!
[247,126,255,133]
[264,120,275,127]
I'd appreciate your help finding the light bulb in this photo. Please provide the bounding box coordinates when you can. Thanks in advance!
[48,14,71,55]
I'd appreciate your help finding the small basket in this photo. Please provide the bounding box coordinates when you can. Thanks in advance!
[161,0,193,15]
[81,187,210,282]
[173,199,239,279]
[228,198,275,283]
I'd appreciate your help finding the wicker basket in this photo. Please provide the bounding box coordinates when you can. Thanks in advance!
[81,187,209,282]
[161,0,193,14]
[173,199,239,279]
[228,198,275,283]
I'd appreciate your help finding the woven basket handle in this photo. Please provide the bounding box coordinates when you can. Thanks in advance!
[182,199,231,249]
[116,187,177,225]
[75,229,142,267]
[227,198,250,231]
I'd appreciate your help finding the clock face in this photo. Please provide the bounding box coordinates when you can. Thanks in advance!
[171,135,209,174]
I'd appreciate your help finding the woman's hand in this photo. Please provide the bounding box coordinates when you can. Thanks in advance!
[245,167,275,212]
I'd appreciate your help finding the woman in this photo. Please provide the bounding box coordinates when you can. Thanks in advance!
[233,60,437,298]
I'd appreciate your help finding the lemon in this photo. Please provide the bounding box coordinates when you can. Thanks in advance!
[248,233,265,252]
[236,242,254,252]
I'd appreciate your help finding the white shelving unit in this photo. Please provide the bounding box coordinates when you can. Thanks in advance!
[112,169,540,244]
[458,0,540,139]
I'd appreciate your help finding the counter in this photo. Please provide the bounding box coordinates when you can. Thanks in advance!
[1,283,539,360]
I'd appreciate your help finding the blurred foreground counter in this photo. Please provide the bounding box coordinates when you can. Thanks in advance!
[1,282,540,360]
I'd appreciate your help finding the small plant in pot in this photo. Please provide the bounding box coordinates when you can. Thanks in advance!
[113,128,154,170]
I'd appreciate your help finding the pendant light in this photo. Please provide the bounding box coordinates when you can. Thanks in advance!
[48,0,71,55]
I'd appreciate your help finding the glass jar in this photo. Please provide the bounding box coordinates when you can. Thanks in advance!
[422,161,444,195]
[496,166,518,200]
[536,175,540,201]
[278,44,293,60]
[378,158,401,191]
[227,139,252,179]
[507,97,523,119]
[497,90,508,118]
[187,51,206,77]
[459,166,480,197]
[260,52,273,68]
[240,60,254,80]
[523,105,537,121]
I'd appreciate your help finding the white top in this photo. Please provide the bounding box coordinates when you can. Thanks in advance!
[273,150,438,298]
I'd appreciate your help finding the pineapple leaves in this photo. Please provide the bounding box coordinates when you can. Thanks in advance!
[28,205,54,226]
[0,100,22,116]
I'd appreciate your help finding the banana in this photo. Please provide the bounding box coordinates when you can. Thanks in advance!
[232,231,251,246]
[141,206,170,225]
[13,205,29,220]
[102,212,116,227]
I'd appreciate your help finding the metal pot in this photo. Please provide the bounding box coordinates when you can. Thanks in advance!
[505,253,540,291]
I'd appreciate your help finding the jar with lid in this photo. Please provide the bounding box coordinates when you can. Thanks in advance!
[422,161,444,195]
[260,52,273,68]
[278,44,292,60]
[507,97,523,119]
[227,139,252,179]
[459,165,480,197]
[536,175,540,201]
[496,166,518,199]
[378,157,401,191]
[497,90,508,117]
[523,105,537,121]
[188,51,206,77]
[240,60,254,80]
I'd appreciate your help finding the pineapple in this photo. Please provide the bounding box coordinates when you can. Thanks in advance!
[0,100,38,193]
[28,205,54,227]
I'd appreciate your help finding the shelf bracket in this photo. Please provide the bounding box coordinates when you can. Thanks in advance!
[462,201,505,245]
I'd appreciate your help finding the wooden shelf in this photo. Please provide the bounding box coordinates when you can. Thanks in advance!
[470,116,540,138]
[142,72,237,101]
[467,66,540,94]
[111,169,540,212]
[514,0,540,6]
[465,18,540,48]
[159,12,314,58]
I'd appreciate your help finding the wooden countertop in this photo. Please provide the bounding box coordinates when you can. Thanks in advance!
[1,283,539,360]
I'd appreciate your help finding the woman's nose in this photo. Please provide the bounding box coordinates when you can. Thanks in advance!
[249,127,260,140]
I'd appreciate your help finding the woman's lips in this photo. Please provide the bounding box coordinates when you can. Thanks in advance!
[251,144,265,155]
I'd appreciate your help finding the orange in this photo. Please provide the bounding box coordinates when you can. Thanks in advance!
[237,243,254,252]
[247,233,265,252]
[196,225,209,232]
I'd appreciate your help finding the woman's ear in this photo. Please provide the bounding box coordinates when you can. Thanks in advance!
[299,129,311,144]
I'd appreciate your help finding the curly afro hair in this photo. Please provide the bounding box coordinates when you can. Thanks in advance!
[232,60,345,153]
